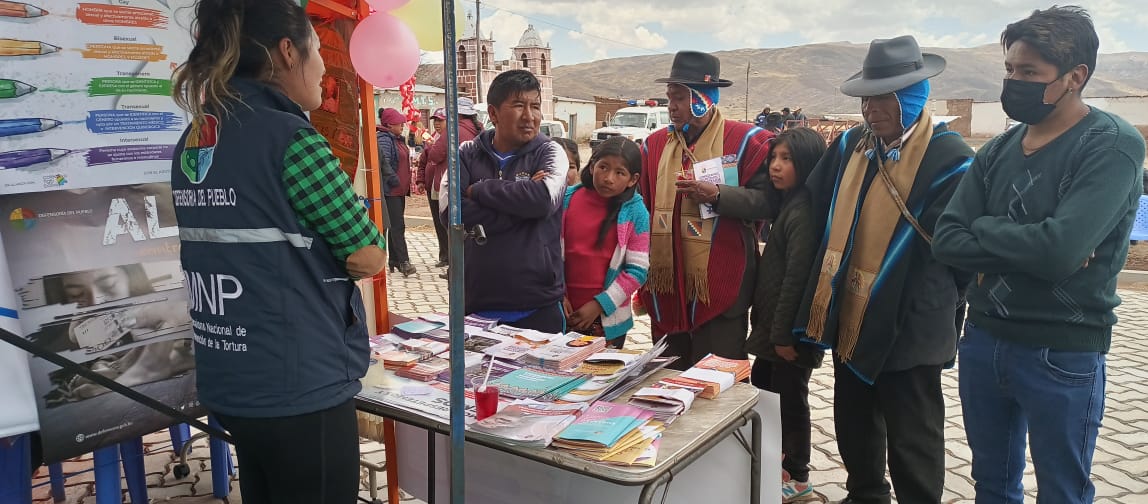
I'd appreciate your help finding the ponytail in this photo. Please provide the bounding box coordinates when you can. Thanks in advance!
[172,0,313,124]
[172,0,242,124]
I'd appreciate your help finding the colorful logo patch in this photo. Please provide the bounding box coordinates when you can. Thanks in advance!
[9,208,36,230]
[180,114,219,184]
[42,174,67,188]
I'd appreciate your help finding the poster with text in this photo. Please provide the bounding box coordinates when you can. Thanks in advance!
[0,183,201,462]
[0,0,199,456]
[0,0,196,194]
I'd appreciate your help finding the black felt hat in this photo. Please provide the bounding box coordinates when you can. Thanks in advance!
[655,51,734,88]
[839,35,946,97]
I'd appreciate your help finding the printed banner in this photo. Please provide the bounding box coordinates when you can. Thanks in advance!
[310,18,361,179]
[0,0,199,459]
[0,231,37,438]
[0,183,202,461]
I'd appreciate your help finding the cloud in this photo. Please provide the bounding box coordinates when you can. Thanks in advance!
[566,8,669,60]
[483,10,534,60]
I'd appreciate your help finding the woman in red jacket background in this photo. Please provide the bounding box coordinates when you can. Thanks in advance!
[419,97,482,274]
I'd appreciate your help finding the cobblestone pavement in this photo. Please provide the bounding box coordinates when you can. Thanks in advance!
[29,229,1148,503]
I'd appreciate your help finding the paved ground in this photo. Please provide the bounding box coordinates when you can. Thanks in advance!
[29,229,1148,503]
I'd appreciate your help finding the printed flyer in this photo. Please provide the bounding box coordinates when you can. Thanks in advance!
[0,0,200,461]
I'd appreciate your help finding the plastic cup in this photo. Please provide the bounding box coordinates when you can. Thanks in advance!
[475,386,499,421]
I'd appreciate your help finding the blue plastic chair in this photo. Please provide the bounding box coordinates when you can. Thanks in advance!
[0,434,32,504]
[42,423,231,504]
[1130,195,1148,242]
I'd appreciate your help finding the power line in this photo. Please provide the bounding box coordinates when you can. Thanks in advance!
[479,1,668,56]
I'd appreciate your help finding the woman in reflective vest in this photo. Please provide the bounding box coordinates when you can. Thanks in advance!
[170,1,386,502]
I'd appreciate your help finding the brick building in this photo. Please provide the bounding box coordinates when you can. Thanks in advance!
[457,22,554,119]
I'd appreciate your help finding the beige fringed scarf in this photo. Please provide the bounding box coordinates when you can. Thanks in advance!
[806,109,933,361]
[647,108,727,305]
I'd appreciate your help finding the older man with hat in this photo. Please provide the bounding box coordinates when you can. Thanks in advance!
[638,51,774,369]
[789,36,974,503]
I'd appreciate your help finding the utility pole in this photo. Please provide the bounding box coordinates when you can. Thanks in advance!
[745,61,751,122]
[474,0,482,104]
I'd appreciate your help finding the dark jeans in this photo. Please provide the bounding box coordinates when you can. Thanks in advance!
[214,399,360,504]
[959,323,1105,503]
[655,310,749,370]
[384,196,409,264]
[751,357,813,482]
[507,302,566,334]
[834,362,945,504]
[428,195,448,262]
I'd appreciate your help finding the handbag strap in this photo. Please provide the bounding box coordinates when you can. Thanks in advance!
[876,157,932,245]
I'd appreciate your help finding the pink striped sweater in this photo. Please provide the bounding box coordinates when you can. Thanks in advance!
[561,186,651,340]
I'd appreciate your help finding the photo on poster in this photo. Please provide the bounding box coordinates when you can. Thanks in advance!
[19,262,187,351]
[0,182,202,461]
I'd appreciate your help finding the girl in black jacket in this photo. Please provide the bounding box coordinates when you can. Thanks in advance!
[746,127,826,502]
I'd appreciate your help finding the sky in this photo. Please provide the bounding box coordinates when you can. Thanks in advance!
[427,0,1148,66]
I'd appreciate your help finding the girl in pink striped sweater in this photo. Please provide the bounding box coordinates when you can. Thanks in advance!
[561,137,651,348]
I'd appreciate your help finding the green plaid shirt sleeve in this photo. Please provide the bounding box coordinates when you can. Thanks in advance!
[282,129,384,263]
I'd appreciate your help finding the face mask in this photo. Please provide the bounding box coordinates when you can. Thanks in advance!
[1000,75,1070,125]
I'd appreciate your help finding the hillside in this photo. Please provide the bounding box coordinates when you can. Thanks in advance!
[548,42,1148,116]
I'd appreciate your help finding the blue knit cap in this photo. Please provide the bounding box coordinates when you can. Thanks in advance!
[668,84,721,134]
[687,84,720,118]
[866,79,931,161]
[896,79,930,129]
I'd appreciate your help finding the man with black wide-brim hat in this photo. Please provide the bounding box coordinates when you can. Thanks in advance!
[638,51,774,370]
[785,35,974,503]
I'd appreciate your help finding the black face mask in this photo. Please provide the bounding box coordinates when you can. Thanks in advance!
[1000,75,1070,125]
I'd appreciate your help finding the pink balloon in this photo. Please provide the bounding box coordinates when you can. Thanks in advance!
[364,0,409,11]
[350,13,421,89]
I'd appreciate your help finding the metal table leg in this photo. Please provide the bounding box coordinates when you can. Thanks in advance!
[749,410,762,504]
[427,430,435,504]
[637,473,670,504]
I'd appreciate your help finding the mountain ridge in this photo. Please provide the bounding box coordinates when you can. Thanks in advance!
[414,42,1148,117]
[549,42,1148,116]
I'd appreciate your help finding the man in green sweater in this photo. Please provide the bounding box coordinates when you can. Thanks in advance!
[934,6,1147,503]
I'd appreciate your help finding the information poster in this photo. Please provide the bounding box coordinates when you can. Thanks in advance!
[0,0,195,194]
[0,0,199,460]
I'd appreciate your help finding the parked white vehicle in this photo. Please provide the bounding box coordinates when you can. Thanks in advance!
[590,106,671,147]
[539,120,567,139]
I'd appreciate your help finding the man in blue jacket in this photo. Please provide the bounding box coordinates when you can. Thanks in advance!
[452,69,569,332]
